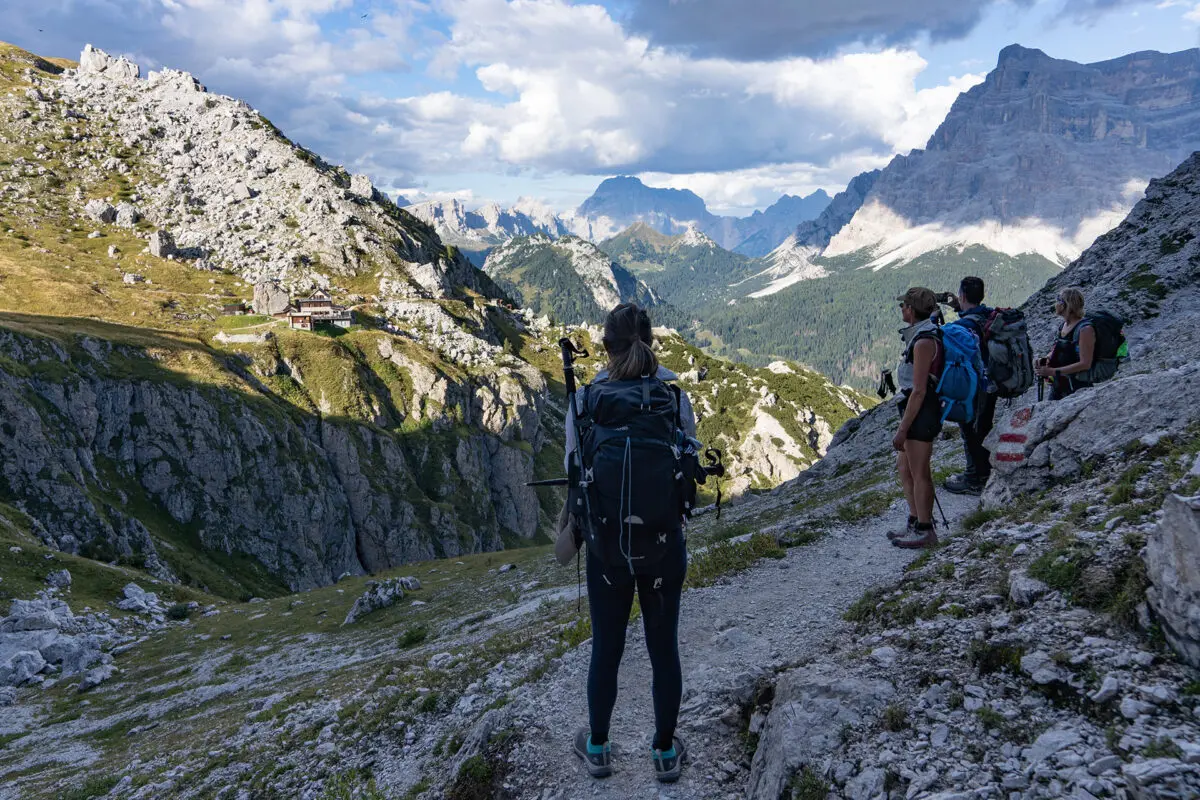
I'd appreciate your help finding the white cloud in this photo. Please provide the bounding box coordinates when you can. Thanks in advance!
[410,0,984,179]
[639,152,893,214]
[1185,3,1200,22]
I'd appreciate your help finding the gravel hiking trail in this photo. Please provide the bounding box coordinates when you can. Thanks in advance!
[503,491,980,800]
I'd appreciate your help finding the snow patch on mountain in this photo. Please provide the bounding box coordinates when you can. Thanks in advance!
[741,241,830,298]
[822,194,1149,268]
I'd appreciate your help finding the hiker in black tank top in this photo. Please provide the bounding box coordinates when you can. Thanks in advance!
[1036,287,1096,400]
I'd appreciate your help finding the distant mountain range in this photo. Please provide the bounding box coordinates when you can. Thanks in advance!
[404,180,832,264]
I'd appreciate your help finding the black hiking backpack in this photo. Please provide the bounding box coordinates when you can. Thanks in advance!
[1081,310,1128,384]
[577,376,696,575]
[1087,310,1127,361]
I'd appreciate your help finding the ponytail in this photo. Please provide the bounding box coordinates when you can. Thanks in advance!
[602,303,658,380]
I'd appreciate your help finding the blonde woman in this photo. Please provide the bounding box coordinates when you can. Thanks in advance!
[1035,287,1095,400]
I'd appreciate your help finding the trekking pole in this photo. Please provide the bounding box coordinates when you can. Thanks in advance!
[559,337,594,613]
[934,492,949,528]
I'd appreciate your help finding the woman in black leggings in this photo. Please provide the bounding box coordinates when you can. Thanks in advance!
[565,304,695,783]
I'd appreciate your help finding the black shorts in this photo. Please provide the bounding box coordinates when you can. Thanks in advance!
[898,392,943,443]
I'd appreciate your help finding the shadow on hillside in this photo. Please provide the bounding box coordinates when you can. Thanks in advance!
[0,312,561,599]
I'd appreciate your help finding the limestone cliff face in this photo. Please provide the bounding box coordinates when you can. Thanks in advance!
[0,326,548,594]
[762,45,1200,283]
[829,46,1200,264]
[482,235,659,323]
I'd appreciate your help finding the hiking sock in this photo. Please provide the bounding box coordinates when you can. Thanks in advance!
[915,522,935,533]
[588,736,608,754]
[653,735,674,752]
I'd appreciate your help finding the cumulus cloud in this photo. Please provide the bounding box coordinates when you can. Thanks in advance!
[638,151,894,214]
[422,0,985,177]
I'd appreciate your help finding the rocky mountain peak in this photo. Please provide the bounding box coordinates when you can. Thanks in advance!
[786,43,1200,271]
[576,175,712,238]
[53,44,479,299]
[994,43,1054,68]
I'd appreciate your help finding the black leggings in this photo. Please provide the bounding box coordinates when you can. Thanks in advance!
[586,538,686,751]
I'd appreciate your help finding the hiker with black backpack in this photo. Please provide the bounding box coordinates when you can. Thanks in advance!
[562,303,696,784]
[1036,287,1126,400]
[889,288,946,550]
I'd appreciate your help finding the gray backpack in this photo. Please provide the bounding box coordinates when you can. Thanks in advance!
[980,309,1035,398]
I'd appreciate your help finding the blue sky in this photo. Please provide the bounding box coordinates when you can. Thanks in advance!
[5,0,1200,215]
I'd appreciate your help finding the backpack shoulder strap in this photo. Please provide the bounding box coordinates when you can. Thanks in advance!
[1073,319,1093,344]
[668,383,684,430]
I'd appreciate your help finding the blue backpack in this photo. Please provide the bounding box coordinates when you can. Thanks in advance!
[936,324,986,424]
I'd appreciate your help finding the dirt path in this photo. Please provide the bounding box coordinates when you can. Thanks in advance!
[502,491,981,799]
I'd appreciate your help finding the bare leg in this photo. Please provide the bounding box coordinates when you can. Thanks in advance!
[906,440,935,525]
[898,450,915,518]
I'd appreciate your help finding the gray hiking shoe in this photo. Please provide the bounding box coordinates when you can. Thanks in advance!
[887,517,916,541]
[893,526,939,549]
[652,736,687,783]
[945,474,985,495]
[573,728,612,778]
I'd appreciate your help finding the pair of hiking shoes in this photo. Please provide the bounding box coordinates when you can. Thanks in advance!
[944,473,987,496]
[573,728,686,783]
[888,518,938,549]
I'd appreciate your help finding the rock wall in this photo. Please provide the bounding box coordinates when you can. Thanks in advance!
[1146,494,1200,667]
[984,362,1200,503]
[0,327,548,593]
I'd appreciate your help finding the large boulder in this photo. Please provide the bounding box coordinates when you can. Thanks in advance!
[1145,494,1200,667]
[349,174,376,200]
[253,282,290,316]
[114,202,140,227]
[343,579,404,625]
[984,362,1200,504]
[115,583,163,616]
[40,634,106,676]
[1,594,74,633]
[84,199,116,224]
[747,666,895,800]
[148,230,177,259]
[0,650,47,686]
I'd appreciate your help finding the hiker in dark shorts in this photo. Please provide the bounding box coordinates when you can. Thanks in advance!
[1036,287,1095,400]
[940,277,995,495]
[565,304,695,783]
[890,288,942,549]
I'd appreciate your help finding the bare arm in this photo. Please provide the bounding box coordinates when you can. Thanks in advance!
[1057,325,1096,375]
